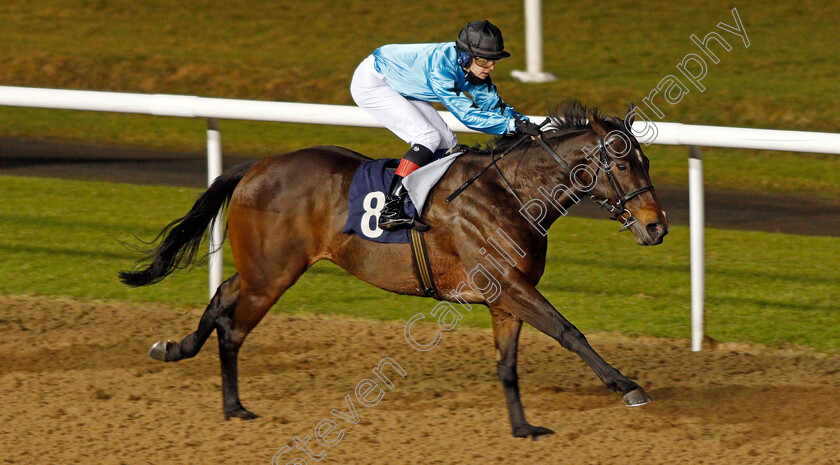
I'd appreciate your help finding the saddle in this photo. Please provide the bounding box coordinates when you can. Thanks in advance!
[341,151,464,244]
[341,158,416,244]
[342,152,465,299]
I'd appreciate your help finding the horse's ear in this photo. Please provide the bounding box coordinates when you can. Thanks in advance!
[624,103,637,133]
[589,113,608,136]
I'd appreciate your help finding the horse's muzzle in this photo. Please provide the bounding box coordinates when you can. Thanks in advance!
[643,221,669,245]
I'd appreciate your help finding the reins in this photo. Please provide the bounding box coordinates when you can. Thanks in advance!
[446,125,655,233]
[446,119,576,204]
[445,134,531,203]
[492,152,524,206]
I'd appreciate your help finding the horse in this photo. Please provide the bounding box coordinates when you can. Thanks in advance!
[119,100,669,439]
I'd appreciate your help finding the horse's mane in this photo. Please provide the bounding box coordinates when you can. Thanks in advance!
[469,99,622,156]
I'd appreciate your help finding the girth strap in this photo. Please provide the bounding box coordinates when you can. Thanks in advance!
[408,229,440,299]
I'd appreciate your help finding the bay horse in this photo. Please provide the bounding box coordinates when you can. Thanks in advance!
[120,100,668,439]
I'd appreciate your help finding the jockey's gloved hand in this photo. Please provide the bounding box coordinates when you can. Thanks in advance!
[514,119,541,137]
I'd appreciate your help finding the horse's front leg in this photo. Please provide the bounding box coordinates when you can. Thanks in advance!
[489,307,555,439]
[497,272,651,406]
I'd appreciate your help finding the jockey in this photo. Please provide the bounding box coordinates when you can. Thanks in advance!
[350,19,541,231]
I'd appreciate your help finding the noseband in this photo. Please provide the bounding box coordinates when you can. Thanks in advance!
[588,136,655,232]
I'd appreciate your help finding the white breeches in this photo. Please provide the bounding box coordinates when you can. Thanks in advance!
[350,55,458,152]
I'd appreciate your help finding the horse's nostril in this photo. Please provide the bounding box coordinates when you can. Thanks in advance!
[646,222,663,238]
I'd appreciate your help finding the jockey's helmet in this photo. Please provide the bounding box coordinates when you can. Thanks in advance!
[456,20,511,67]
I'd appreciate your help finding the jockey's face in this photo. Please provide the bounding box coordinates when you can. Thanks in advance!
[468,57,496,80]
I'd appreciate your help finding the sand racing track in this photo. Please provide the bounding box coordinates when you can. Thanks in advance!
[1,294,838,464]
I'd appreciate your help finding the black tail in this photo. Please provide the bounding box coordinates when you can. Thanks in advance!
[119,160,257,287]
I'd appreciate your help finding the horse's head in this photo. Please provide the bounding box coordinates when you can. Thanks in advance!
[582,104,669,245]
[541,101,669,246]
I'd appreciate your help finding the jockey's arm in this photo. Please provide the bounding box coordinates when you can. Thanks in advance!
[427,67,516,135]
[469,80,526,125]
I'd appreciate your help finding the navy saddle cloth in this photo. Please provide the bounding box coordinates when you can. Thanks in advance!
[342,158,418,244]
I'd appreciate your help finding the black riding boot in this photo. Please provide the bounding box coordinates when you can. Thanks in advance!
[379,174,427,231]
[379,144,434,231]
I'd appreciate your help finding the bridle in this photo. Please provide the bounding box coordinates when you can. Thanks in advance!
[588,135,656,232]
[446,126,655,233]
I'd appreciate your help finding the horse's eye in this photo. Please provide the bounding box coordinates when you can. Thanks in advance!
[616,164,628,171]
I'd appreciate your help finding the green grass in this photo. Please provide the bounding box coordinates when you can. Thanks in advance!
[1,175,837,351]
[2,0,840,196]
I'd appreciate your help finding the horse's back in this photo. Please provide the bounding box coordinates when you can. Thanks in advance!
[231,145,367,211]
[226,145,372,269]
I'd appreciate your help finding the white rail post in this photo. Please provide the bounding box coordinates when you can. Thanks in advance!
[689,146,705,351]
[207,118,224,298]
[511,0,556,83]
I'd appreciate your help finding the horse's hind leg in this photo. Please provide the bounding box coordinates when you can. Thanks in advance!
[149,274,241,362]
[215,267,307,420]
[215,284,271,420]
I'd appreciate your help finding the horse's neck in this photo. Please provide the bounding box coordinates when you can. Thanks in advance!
[450,135,590,235]
[505,137,590,227]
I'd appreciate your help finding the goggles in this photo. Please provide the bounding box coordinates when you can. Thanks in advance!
[473,56,497,68]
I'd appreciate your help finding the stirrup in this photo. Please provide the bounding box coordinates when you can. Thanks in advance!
[446,144,471,155]
[378,172,429,232]
[379,215,429,232]
[409,218,430,232]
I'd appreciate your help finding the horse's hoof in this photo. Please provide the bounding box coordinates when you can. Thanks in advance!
[623,388,653,407]
[149,340,175,362]
[224,407,259,421]
[513,424,555,440]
